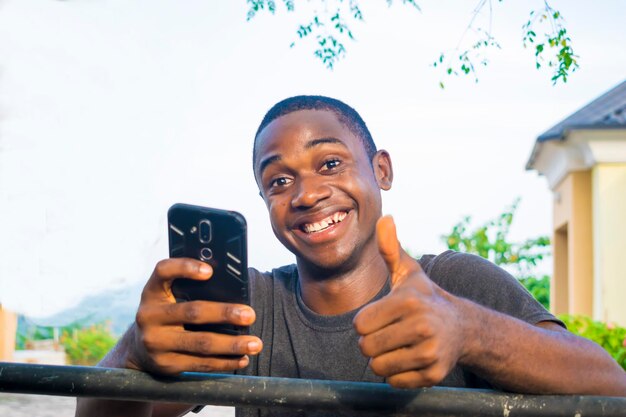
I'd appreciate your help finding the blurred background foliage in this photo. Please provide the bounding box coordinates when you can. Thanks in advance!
[16,318,117,365]
[440,198,551,312]
[60,322,118,365]
[442,198,551,280]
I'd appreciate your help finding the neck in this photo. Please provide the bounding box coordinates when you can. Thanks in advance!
[296,243,389,315]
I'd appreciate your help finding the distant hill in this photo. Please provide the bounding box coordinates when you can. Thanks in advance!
[21,282,144,336]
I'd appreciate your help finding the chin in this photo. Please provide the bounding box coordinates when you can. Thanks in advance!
[295,245,360,276]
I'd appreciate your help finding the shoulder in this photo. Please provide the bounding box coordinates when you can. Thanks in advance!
[418,250,522,298]
[418,251,558,326]
[419,250,515,287]
[419,250,500,274]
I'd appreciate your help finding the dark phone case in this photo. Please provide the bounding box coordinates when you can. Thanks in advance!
[168,203,249,335]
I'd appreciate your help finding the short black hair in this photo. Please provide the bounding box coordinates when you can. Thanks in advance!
[253,95,377,170]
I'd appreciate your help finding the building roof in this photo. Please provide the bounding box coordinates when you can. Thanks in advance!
[537,79,626,142]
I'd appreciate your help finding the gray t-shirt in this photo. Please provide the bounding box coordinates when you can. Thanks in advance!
[233,250,560,416]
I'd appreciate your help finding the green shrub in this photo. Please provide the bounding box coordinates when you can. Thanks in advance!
[559,315,626,371]
[60,322,118,365]
[441,199,552,310]
[519,275,550,310]
[442,199,551,278]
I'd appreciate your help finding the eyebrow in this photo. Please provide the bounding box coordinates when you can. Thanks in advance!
[258,154,282,177]
[305,137,347,149]
[258,137,348,177]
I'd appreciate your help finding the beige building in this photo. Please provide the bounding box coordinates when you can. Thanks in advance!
[527,80,626,326]
[0,305,18,361]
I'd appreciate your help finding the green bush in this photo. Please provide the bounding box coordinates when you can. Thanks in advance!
[519,275,550,310]
[559,315,626,371]
[442,199,551,278]
[60,322,118,365]
[15,319,57,350]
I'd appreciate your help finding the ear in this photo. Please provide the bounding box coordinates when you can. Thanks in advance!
[372,150,393,191]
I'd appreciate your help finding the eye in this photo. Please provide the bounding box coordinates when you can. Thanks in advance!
[321,159,341,172]
[269,176,293,188]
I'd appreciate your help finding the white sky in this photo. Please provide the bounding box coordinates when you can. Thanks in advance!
[1,0,625,317]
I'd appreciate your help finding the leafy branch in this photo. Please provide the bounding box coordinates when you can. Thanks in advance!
[246,0,419,70]
[522,1,579,84]
[433,0,577,88]
[246,0,578,86]
[442,198,551,278]
[432,0,502,89]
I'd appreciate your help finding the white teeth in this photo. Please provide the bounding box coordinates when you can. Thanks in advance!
[302,211,347,234]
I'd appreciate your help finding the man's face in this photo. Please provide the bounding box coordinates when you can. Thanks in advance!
[254,109,389,272]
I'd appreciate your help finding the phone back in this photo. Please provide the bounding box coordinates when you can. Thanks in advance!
[168,203,249,335]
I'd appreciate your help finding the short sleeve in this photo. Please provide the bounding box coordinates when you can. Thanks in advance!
[419,251,563,327]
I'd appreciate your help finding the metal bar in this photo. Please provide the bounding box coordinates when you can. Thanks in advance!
[0,362,624,416]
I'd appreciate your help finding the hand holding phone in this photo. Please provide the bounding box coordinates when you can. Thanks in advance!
[129,257,261,375]
[123,204,260,376]
[168,203,250,335]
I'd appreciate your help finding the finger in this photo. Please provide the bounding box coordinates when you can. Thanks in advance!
[143,258,212,299]
[353,295,406,335]
[144,329,263,357]
[137,301,256,327]
[149,352,251,375]
[359,317,432,357]
[354,286,430,335]
[376,216,402,277]
[386,364,448,389]
[176,333,263,356]
[376,216,415,287]
[368,339,439,378]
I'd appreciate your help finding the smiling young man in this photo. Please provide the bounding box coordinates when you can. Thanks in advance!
[76,95,626,417]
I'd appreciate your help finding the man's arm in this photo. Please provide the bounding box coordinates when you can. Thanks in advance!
[447,295,624,395]
[75,326,157,417]
[75,325,198,417]
[354,216,626,396]
[75,259,262,417]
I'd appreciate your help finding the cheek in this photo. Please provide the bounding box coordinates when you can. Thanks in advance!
[267,200,300,253]
[344,171,382,209]
[267,199,289,231]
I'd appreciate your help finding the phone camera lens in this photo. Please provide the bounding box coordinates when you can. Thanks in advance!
[199,220,212,243]
[200,247,213,261]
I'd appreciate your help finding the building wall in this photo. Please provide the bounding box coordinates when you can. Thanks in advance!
[552,171,593,317]
[0,306,17,361]
[592,163,626,325]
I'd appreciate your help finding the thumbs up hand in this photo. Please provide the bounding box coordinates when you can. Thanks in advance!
[353,216,467,389]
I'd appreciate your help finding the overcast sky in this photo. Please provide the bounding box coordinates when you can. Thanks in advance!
[1,0,625,317]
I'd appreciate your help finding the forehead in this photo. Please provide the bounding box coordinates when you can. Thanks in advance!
[254,109,364,168]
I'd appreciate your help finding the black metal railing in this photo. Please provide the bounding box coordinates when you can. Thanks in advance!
[0,362,624,416]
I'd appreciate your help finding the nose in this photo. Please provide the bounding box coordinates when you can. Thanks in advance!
[291,174,331,209]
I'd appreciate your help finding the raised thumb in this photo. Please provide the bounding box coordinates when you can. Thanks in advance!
[376,215,406,286]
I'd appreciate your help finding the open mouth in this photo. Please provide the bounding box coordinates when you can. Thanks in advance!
[300,211,348,234]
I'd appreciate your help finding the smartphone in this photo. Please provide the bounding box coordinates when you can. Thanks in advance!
[168,203,249,335]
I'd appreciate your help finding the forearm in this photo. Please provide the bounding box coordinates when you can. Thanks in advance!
[75,325,154,417]
[75,325,198,417]
[456,296,626,396]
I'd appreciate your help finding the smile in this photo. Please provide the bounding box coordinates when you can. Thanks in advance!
[301,211,348,234]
